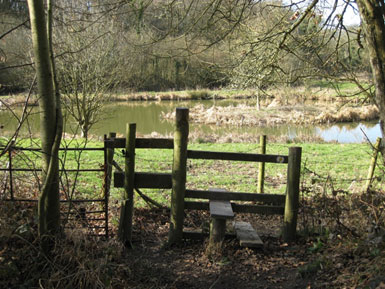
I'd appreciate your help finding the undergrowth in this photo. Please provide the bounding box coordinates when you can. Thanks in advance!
[1,188,384,288]
[298,189,385,288]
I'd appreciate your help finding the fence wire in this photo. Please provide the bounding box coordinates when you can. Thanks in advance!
[0,144,109,237]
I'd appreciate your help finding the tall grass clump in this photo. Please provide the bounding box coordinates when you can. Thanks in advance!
[187,89,212,100]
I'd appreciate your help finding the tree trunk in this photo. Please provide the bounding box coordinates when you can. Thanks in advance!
[356,0,385,154]
[27,0,62,236]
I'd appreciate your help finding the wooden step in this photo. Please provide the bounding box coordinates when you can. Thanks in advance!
[209,200,234,219]
[234,221,263,248]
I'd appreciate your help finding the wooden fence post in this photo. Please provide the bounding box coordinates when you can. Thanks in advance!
[365,137,382,191]
[257,135,266,194]
[104,132,116,238]
[118,124,136,247]
[169,108,189,244]
[105,132,116,191]
[8,141,14,200]
[283,146,302,242]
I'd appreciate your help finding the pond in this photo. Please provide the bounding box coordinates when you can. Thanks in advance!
[0,100,381,143]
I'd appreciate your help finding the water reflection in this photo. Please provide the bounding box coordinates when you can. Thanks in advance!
[0,101,382,143]
[316,122,381,143]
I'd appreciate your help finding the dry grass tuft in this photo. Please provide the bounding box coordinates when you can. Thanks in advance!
[314,105,379,123]
[162,102,379,127]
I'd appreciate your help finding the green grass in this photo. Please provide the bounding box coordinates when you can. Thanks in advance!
[112,142,377,206]
[1,140,380,207]
[307,79,373,98]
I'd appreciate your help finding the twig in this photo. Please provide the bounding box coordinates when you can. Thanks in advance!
[0,74,36,158]
[0,19,29,40]
[209,275,221,289]
[360,128,377,150]
[112,160,123,172]
[135,188,167,209]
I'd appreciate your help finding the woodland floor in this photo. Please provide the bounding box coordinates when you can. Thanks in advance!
[119,209,314,289]
[1,195,385,289]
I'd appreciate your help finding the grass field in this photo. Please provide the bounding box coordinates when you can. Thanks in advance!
[1,139,378,207]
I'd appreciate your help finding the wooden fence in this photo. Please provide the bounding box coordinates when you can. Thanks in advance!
[112,107,302,244]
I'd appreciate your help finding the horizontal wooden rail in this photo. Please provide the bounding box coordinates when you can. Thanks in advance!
[187,150,288,164]
[104,138,174,149]
[114,171,172,189]
[0,146,104,152]
[184,201,284,215]
[185,189,285,205]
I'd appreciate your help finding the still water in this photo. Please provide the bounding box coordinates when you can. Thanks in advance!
[0,100,381,143]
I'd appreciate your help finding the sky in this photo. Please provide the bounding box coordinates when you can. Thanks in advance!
[287,0,361,26]
[325,0,361,26]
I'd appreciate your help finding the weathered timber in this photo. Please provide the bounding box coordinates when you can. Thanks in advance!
[184,201,284,215]
[283,147,302,242]
[184,201,209,210]
[104,132,116,238]
[234,221,263,247]
[169,108,189,244]
[114,171,172,189]
[365,137,382,191]
[182,230,235,240]
[232,203,284,215]
[118,123,136,247]
[183,230,208,240]
[185,189,285,205]
[8,141,14,200]
[209,219,226,241]
[207,198,235,255]
[187,150,288,164]
[258,135,266,194]
[209,200,234,219]
[104,137,173,149]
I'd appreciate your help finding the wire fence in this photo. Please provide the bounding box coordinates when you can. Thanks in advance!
[111,140,382,198]
[1,137,382,237]
[0,142,109,237]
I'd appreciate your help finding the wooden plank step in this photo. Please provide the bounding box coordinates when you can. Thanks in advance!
[234,221,263,247]
[209,200,234,219]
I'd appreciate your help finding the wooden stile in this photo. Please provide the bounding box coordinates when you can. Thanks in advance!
[257,135,267,194]
[184,201,284,215]
[187,150,288,164]
[114,171,172,189]
[185,189,285,205]
[104,137,173,149]
[118,123,136,247]
[234,221,263,247]
[169,108,189,244]
[209,200,234,219]
[283,147,302,242]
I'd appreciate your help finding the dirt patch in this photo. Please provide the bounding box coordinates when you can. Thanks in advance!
[118,209,314,289]
[0,203,315,289]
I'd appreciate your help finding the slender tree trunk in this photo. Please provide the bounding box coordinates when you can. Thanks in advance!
[356,0,385,154]
[27,0,62,236]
